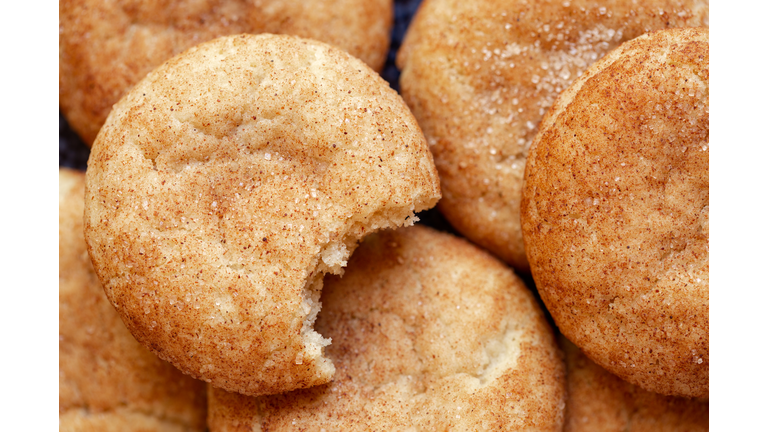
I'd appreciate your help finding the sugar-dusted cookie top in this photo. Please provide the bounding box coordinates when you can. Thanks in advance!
[84,34,440,397]
[398,0,708,272]
[522,27,708,397]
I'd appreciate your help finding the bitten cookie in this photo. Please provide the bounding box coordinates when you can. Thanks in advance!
[521,28,709,398]
[60,168,207,432]
[59,0,393,145]
[561,337,708,432]
[397,0,708,272]
[208,226,565,432]
[84,34,441,397]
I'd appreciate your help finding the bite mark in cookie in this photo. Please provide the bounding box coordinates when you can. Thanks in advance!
[84,34,441,397]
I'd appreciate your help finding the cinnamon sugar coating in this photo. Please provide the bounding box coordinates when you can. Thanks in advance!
[84,34,440,397]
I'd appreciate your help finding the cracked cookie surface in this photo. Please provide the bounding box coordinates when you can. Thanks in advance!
[84,34,441,397]
[521,28,709,398]
[208,226,565,432]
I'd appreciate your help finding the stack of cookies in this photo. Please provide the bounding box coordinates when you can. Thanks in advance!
[59,0,708,430]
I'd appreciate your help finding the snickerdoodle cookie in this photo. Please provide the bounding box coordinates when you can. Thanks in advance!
[561,337,708,432]
[522,27,708,398]
[60,0,392,145]
[84,34,441,397]
[397,0,708,272]
[60,168,207,432]
[208,225,565,431]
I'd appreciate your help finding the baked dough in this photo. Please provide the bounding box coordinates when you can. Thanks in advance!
[521,27,709,398]
[397,0,708,272]
[84,34,441,397]
[208,226,565,431]
[561,337,708,432]
[60,168,207,432]
[60,0,392,145]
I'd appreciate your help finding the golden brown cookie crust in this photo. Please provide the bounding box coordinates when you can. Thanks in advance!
[59,169,207,432]
[397,0,708,272]
[522,28,709,397]
[84,34,440,397]
[208,226,565,431]
[561,337,708,432]
[59,0,393,145]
